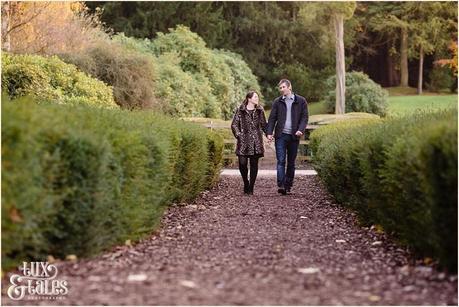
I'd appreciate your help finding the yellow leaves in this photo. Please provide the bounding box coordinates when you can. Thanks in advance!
[433,40,458,76]
[449,40,458,76]
[423,257,433,265]
[47,255,56,263]
[65,254,78,261]
[2,1,104,54]
[374,224,385,234]
[388,46,398,56]
[70,2,84,13]
[9,206,23,223]
[368,295,381,302]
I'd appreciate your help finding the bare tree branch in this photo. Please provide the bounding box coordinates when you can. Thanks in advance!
[6,2,51,35]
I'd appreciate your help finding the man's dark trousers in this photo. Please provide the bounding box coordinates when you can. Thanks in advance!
[275,133,300,189]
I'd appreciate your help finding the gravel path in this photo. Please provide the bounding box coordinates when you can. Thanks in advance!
[2,175,457,305]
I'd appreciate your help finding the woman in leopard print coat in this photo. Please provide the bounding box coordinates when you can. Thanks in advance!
[231,91,267,195]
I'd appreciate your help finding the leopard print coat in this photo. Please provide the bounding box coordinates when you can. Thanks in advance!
[231,103,267,156]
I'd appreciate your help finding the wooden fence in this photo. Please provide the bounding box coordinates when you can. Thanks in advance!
[204,121,319,166]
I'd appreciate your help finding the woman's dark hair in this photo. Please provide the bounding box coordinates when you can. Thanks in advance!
[242,90,258,105]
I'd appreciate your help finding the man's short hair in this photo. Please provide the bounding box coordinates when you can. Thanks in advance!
[278,79,291,88]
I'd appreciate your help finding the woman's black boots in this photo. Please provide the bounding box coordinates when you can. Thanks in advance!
[243,178,250,194]
[247,181,254,195]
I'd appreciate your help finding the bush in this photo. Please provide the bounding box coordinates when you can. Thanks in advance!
[324,71,389,116]
[310,109,458,271]
[382,118,457,270]
[214,49,262,112]
[2,96,223,270]
[153,52,219,117]
[59,39,162,110]
[205,129,224,187]
[152,26,234,118]
[1,2,107,56]
[152,26,260,119]
[113,29,261,119]
[309,118,382,213]
[114,33,218,117]
[1,52,116,108]
[426,65,456,93]
[153,26,234,118]
[272,62,334,104]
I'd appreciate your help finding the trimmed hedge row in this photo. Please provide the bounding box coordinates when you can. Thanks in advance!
[310,110,458,271]
[2,96,223,270]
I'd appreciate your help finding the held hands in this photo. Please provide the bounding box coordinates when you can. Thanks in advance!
[267,134,274,144]
[266,132,302,143]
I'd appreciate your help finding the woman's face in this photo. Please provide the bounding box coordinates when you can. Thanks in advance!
[249,93,259,105]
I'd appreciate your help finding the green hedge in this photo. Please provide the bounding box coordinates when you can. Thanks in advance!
[2,96,223,270]
[310,110,458,271]
[1,52,116,108]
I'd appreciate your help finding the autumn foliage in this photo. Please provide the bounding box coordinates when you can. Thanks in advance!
[1,1,107,55]
[434,41,458,76]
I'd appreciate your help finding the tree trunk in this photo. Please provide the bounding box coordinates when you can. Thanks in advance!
[1,1,12,52]
[400,27,409,87]
[417,46,424,95]
[334,13,345,114]
[387,46,394,86]
[387,39,400,87]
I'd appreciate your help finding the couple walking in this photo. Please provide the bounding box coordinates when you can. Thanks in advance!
[231,79,309,195]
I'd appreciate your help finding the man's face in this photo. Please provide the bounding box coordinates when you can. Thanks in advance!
[278,83,292,96]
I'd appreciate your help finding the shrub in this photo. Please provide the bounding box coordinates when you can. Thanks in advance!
[309,118,382,214]
[426,65,456,93]
[381,117,457,270]
[214,49,262,113]
[152,26,261,119]
[113,34,216,117]
[1,2,107,55]
[1,52,116,108]
[324,71,389,116]
[2,96,223,270]
[153,52,219,117]
[152,26,234,118]
[205,129,224,187]
[272,62,334,104]
[310,109,458,271]
[59,39,161,110]
[113,29,261,119]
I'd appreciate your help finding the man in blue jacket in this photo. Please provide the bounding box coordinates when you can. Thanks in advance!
[267,79,309,195]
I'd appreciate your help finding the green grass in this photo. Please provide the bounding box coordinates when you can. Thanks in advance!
[309,113,380,125]
[182,117,231,125]
[385,86,454,96]
[182,117,233,139]
[388,95,457,115]
[308,101,328,115]
[184,91,457,127]
[301,94,457,117]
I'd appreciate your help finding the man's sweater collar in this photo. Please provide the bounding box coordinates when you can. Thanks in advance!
[282,93,295,101]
